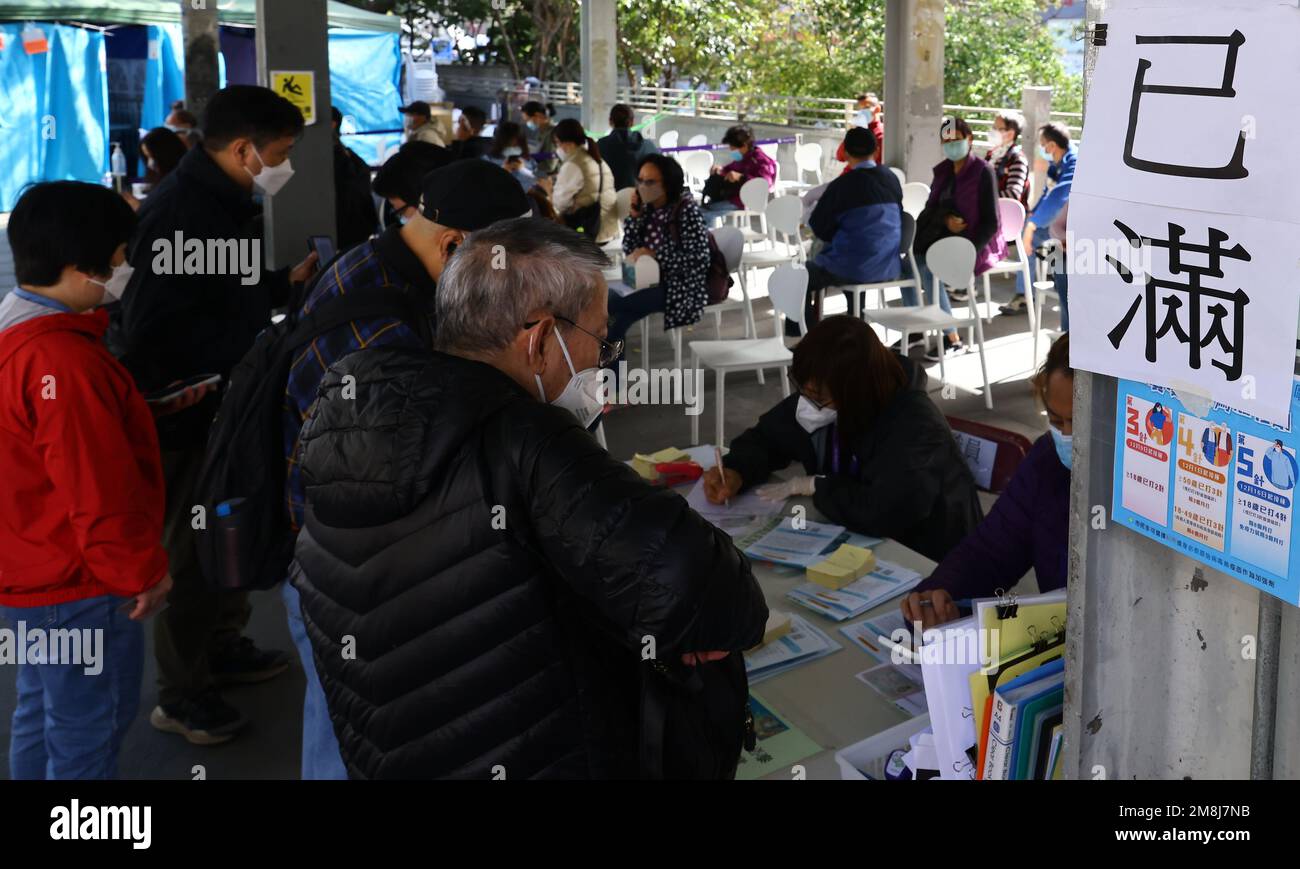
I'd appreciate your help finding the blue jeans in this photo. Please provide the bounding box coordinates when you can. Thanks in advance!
[1055,271,1070,332]
[282,578,347,780]
[0,595,142,780]
[1015,224,1053,297]
[608,283,667,348]
[898,256,958,340]
[701,200,740,224]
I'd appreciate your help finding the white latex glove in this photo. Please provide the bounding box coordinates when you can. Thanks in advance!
[755,475,817,501]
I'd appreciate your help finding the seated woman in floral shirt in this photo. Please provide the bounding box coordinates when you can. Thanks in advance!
[608,153,712,350]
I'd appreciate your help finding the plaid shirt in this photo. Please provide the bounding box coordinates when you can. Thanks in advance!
[283,225,434,531]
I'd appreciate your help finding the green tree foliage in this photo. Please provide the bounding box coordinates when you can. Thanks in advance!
[340,0,1081,112]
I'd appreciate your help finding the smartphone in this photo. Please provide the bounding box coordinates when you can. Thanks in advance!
[145,373,222,405]
[308,235,336,265]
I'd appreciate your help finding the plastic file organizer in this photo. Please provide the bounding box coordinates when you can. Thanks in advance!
[834,714,932,780]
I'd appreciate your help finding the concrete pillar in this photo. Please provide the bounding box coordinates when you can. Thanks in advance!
[580,0,618,133]
[1020,85,1052,209]
[883,0,945,182]
[255,0,335,269]
[181,0,221,119]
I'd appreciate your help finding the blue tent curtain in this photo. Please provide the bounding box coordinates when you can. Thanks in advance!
[140,23,184,132]
[0,24,109,211]
[329,29,402,167]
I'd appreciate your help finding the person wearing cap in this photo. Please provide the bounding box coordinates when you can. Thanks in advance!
[801,126,902,332]
[371,141,453,229]
[401,100,447,148]
[280,159,529,780]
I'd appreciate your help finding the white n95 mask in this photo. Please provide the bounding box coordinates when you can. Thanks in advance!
[246,148,295,197]
[89,262,135,304]
[534,327,604,429]
[795,395,837,433]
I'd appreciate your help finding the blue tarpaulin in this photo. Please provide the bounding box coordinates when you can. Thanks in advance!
[0,23,110,211]
[0,23,401,211]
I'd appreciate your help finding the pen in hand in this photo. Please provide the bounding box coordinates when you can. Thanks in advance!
[714,446,728,506]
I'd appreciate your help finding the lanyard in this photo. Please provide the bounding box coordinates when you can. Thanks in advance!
[829,423,859,477]
[11,288,73,313]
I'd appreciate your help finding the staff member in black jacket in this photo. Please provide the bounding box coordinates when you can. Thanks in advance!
[703,316,982,562]
[293,218,768,779]
[109,85,318,746]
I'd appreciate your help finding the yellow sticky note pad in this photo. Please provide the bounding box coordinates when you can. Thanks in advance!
[806,544,876,590]
[631,447,690,480]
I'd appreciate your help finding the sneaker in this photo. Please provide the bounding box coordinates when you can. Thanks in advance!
[210,636,291,687]
[924,336,964,363]
[947,287,970,302]
[150,689,248,745]
[999,295,1028,315]
[889,332,926,353]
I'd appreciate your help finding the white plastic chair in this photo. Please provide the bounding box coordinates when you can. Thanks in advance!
[679,150,714,192]
[687,133,708,147]
[659,130,679,149]
[978,199,1037,330]
[739,195,806,271]
[775,141,824,195]
[728,177,772,243]
[705,226,759,342]
[602,187,638,273]
[889,166,906,186]
[865,235,994,410]
[832,212,922,318]
[633,255,686,372]
[690,264,808,446]
[1031,239,1062,364]
[901,182,930,218]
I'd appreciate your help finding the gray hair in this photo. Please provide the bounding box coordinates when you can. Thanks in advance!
[435,217,609,354]
[994,110,1024,138]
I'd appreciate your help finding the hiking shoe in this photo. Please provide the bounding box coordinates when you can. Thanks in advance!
[150,690,247,746]
[211,636,291,687]
[924,335,964,363]
[999,295,1028,315]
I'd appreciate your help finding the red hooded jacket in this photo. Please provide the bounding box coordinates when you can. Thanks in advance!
[0,308,168,607]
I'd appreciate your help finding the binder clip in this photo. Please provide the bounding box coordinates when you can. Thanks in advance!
[1028,625,1052,654]
[994,587,1018,620]
[1088,23,1108,47]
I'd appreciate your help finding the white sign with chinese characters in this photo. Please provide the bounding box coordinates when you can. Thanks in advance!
[1070,2,1300,426]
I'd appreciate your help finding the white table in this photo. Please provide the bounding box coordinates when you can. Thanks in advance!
[744,504,936,780]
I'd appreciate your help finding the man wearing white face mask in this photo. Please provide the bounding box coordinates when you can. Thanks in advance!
[704,315,982,563]
[0,182,174,778]
[109,85,318,747]
[290,218,768,779]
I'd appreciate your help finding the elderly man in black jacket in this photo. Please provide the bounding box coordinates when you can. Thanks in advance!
[293,218,768,779]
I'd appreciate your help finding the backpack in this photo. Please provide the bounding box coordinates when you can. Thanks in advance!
[193,286,433,592]
[668,200,734,305]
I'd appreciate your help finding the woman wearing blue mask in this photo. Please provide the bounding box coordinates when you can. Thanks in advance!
[701,124,777,219]
[901,333,1073,629]
[485,121,538,190]
[704,315,982,562]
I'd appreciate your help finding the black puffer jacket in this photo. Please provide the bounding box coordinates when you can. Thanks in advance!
[293,348,768,779]
[723,354,983,563]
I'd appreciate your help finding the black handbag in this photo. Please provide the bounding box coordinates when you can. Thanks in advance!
[701,172,742,206]
[913,172,961,258]
[563,155,605,237]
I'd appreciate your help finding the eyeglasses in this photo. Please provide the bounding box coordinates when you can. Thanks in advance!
[525,316,624,368]
[789,374,829,410]
[635,178,661,188]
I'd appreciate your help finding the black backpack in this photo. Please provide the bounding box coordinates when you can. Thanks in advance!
[193,286,432,592]
[668,200,734,305]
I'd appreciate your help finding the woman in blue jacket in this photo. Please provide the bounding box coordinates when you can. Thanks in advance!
[900,334,1073,629]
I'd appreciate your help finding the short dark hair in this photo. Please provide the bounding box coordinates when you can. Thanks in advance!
[461,106,487,130]
[791,316,907,447]
[941,116,974,140]
[372,142,453,204]
[141,127,187,179]
[330,106,343,126]
[636,153,685,203]
[168,101,198,127]
[202,85,305,150]
[489,121,530,159]
[1039,122,1071,150]
[9,182,136,286]
[844,126,877,159]
[521,101,554,119]
[722,124,754,148]
[609,104,634,129]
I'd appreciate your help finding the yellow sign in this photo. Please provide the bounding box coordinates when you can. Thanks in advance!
[270,70,316,126]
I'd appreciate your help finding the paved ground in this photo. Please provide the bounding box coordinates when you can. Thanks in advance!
[0,239,1061,779]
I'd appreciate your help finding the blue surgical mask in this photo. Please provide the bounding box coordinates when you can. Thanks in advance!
[1038,144,1053,162]
[1050,424,1073,471]
[942,139,970,162]
[526,120,538,132]
[729,150,743,163]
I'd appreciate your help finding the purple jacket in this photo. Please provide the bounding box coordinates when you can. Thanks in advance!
[915,433,1069,600]
[721,147,777,206]
[927,154,1006,275]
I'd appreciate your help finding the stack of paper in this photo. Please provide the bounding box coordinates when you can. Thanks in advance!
[743,518,850,567]
[786,560,923,621]
[684,478,785,536]
[743,613,841,684]
[806,544,876,589]
[755,610,793,648]
[842,612,927,716]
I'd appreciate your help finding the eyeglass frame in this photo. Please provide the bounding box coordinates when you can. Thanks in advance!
[524,315,623,368]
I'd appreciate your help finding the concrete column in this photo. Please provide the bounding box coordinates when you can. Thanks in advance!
[1021,85,1053,209]
[580,0,617,133]
[181,0,221,119]
[255,0,335,269]
[883,0,945,182]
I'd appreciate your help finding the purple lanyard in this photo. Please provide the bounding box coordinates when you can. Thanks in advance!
[829,423,859,477]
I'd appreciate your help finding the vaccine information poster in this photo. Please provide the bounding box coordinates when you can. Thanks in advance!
[1113,380,1300,605]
